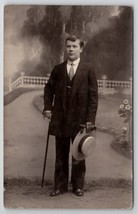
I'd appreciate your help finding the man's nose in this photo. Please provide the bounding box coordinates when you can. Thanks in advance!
[69,46,74,51]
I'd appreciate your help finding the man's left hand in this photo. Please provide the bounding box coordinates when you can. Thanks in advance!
[86,122,96,133]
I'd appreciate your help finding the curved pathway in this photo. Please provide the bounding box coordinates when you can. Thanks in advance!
[4,91,132,180]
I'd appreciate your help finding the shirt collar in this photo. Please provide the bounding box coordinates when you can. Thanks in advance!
[67,58,80,66]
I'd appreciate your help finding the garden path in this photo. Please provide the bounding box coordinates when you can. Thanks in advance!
[4,91,132,181]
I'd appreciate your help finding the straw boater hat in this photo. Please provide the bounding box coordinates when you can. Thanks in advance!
[72,129,96,161]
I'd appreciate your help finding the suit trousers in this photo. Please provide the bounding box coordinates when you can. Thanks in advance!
[54,136,86,191]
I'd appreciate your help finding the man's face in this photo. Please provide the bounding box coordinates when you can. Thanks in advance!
[65,39,83,61]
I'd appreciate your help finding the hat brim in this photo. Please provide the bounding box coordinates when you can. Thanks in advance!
[72,129,96,160]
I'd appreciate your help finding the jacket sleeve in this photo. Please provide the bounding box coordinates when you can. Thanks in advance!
[43,66,57,113]
[86,69,98,124]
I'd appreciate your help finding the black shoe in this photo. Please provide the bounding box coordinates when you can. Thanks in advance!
[73,188,84,196]
[50,189,67,197]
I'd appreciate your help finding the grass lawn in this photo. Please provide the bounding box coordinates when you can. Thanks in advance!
[4,87,42,105]
[97,95,128,130]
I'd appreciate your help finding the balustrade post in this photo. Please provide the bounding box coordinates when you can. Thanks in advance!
[20,72,25,87]
[8,77,12,92]
[129,77,132,94]
[101,75,107,94]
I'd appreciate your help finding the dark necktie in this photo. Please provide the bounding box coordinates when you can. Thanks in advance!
[69,63,74,81]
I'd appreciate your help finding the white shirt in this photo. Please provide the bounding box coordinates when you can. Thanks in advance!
[67,58,80,75]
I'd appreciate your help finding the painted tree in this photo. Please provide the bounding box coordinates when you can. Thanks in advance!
[18,5,132,80]
[84,6,132,80]
[21,6,44,61]
[67,6,116,39]
[58,6,72,62]
[38,6,62,67]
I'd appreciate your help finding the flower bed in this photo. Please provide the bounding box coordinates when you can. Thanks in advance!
[97,98,132,159]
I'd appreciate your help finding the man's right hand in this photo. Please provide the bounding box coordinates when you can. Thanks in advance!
[43,110,52,120]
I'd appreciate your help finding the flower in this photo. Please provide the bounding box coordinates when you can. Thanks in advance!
[125,104,131,110]
[122,127,128,132]
[118,99,132,123]
[123,99,129,105]
[120,104,125,109]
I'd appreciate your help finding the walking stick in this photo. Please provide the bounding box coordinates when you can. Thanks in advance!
[41,122,50,188]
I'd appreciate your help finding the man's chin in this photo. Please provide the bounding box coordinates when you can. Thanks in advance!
[68,56,78,61]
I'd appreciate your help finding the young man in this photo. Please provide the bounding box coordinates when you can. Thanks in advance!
[43,35,98,196]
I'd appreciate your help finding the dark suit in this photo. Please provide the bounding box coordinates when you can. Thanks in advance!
[43,59,98,191]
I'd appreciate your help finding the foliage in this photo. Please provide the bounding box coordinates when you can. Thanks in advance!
[85,7,133,80]
[110,98,132,158]
[118,99,132,123]
[111,136,132,159]
[13,6,132,80]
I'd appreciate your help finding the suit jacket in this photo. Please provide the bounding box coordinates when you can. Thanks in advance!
[43,59,98,137]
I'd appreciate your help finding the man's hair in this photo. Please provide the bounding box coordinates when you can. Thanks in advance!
[65,35,84,48]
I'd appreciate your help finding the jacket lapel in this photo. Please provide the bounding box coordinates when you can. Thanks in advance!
[59,60,87,112]
[59,61,67,113]
[69,61,86,105]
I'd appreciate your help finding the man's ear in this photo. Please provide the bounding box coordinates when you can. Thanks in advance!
[80,47,83,53]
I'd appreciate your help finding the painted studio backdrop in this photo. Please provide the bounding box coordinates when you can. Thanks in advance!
[4,5,133,209]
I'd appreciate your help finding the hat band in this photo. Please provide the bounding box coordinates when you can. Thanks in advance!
[78,134,92,154]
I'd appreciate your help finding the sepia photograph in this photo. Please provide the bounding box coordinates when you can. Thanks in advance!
[4,5,133,209]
